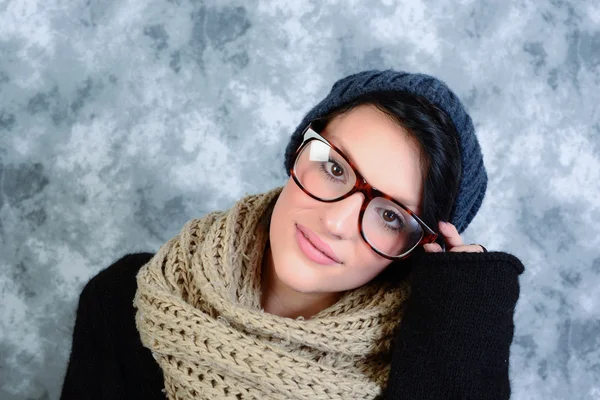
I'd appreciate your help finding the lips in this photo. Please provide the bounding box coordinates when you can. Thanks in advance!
[296,223,341,264]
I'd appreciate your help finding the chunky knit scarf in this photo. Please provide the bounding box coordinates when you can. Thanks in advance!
[134,187,409,400]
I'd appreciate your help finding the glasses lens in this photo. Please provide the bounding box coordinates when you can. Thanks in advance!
[362,197,424,257]
[293,140,357,200]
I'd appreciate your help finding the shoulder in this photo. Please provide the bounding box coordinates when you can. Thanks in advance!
[65,253,165,396]
[80,253,155,309]
[90,253,155,286]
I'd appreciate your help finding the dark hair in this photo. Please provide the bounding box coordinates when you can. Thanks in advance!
[310,91,462,280]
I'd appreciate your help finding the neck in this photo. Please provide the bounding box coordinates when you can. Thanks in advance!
[261,244,341,319]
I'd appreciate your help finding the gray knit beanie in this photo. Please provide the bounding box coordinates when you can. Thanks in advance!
[283,69,487,234]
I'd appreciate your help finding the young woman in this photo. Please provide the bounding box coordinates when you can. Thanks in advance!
[61,70,524,399]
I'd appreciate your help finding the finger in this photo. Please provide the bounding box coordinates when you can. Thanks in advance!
[423,243,443,253]
[449,245,485,253]
[438,221,463,249]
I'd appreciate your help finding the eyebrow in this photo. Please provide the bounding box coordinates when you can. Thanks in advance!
[328,135,420,211]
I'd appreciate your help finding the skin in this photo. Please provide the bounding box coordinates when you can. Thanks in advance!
[261,105,484,319]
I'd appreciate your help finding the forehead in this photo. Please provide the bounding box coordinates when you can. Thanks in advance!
[320,105,425,211]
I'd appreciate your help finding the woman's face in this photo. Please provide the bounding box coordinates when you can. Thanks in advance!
[268,104,425,294]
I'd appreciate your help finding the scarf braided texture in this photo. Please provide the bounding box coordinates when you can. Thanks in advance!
[134,187,409,399]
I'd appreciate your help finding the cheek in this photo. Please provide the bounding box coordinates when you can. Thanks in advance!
[268,179,310,264]
[340,243,391,287]
[274,178,314,216]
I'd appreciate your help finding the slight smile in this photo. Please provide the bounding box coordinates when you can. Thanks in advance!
[295,223,342,265]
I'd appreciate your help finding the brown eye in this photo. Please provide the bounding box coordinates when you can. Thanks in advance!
[382,210,397,222]
[330,162,344,177]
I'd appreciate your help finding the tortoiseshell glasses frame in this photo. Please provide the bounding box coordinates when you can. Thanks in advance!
[290,124,439,260]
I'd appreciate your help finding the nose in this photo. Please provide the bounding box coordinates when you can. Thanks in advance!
[321,192,364,240]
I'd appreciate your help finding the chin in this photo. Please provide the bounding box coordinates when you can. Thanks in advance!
[272,257,340,294]
[272,250,381,294]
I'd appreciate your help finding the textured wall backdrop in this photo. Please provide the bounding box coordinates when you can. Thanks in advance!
[1,0,599,399]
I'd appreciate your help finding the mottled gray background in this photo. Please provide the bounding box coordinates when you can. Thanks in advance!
[0,0,598,399]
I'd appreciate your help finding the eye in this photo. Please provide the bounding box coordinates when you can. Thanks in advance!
[375,207,407,232]
[329,162,344,177]
[382,210,398,223]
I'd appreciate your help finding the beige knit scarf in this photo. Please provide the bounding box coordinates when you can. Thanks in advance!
[134,187,409,400]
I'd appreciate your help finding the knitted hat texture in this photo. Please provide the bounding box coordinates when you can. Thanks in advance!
[283,69,487,234]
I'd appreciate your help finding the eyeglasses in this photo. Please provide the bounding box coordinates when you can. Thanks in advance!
[290,124,438,260]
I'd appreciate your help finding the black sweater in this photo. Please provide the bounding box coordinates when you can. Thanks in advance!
[60,251,524,399]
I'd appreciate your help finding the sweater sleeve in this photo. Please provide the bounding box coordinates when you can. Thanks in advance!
[384,251,524,400]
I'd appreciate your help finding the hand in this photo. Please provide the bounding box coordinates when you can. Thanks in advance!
[423,221,487,253]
